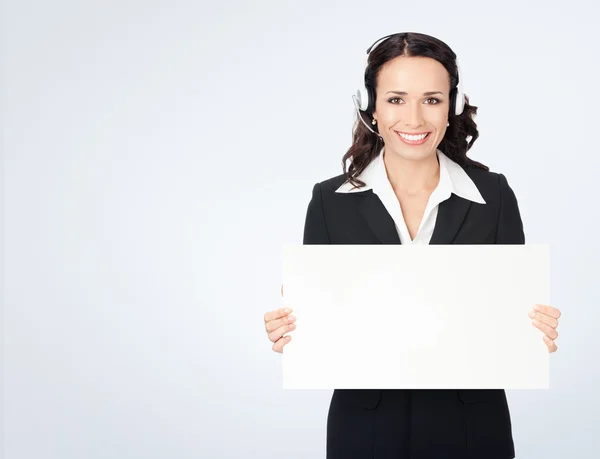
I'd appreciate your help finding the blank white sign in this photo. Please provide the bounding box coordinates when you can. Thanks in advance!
[281,244,550,390]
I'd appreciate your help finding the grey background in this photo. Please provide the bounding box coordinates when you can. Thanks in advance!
[2,0,599,457]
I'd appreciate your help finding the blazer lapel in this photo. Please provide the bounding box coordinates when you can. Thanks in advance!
[354,190,471,245]
[429,193,472,244]
[357,191,401,244]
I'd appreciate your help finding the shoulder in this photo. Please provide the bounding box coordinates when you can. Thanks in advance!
[307,173,351,197]
[318,174,348,193]
[462,165,516,205]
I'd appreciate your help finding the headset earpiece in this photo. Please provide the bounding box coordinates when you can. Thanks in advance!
[354,87,369,112]
[453,57,465,116]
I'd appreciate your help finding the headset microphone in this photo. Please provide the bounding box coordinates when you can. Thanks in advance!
[352,92,381,137]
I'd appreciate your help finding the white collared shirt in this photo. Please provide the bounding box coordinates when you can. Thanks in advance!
[335,147,486,244]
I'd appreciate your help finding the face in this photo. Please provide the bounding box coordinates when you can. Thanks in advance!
[371,56,451,161]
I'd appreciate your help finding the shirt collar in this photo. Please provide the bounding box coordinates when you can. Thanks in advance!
[335,147,486,205]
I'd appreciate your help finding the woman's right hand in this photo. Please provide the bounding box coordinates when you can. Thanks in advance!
[264,284,296,353]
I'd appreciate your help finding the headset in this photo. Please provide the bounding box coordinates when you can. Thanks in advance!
[352,33,466,136]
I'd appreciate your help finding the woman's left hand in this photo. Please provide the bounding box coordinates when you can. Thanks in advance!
[529,304,561,353]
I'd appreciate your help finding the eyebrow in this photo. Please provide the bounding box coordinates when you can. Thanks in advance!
[385,91,444,96]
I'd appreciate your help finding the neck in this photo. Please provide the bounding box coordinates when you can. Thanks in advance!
[383,148,440,196]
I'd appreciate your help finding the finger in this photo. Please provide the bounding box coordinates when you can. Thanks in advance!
[272,335,292,353]
[264,307,293,324]
[265,314,296,333]
[543,335,558,353]
[532,319,559,340]
[268,322,296,343]
[533,304,561,320]
[528,310,558,329]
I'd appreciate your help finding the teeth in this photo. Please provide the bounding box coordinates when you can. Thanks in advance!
[398,132,428,141]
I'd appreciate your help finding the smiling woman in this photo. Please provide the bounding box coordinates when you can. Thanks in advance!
[263,31,562,459]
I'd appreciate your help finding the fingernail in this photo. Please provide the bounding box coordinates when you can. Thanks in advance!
[528,311,536,318]
[288,315,295,323]
[283,308,291,314]
[533,304,541,311]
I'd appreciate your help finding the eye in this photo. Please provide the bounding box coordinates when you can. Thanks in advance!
[387,97,442,105]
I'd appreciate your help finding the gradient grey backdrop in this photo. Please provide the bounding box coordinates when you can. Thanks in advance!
[2,0,599,457]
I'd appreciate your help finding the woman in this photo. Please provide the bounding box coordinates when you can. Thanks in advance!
[263,32,561,459]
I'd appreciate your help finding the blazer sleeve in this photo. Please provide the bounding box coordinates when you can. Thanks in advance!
[303,182,331,244]
[495,173,525,244]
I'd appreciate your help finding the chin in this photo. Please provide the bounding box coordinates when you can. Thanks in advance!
[387,144,437,161]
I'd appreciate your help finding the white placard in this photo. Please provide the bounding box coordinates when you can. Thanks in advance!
[281,245,550,389]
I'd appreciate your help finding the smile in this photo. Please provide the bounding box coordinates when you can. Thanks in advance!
[395,131,431,145]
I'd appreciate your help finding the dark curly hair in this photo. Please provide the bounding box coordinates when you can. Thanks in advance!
[342,32,488,188]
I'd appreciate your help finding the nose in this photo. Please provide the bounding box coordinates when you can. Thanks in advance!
[403,103,424,128]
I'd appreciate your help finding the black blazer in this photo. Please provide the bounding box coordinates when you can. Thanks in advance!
[302,165,524,459]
